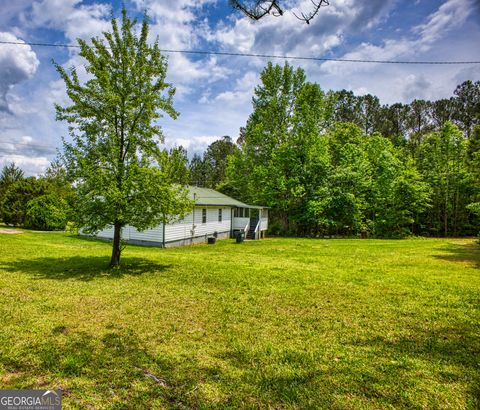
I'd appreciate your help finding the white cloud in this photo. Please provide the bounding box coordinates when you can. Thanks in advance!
[168,135,220,156]
[214,71,259,105]
[414,0,473,47]
[398,74,434,101]
[130,0,231,97]
[0,32,39,113]
[214,0,395,57]
[315,0,480,103]
[29,0,111,42]
[0,155,51,176]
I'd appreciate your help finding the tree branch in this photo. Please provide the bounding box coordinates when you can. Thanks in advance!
[292,0,329,24]
[230,0,329,23]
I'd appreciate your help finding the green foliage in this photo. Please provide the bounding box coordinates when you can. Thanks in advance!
[227,62,333,234]
[467,202,480,216]
[54,8,192,266]
[452,80,480,138]
[25,193,68,231]
[416,122,471,236]
[1,177,47,226]
[0,162,24,219]
[189,136,239,191]
[224,63,479,238]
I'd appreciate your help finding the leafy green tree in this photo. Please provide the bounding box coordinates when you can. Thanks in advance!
[332,90,362,125]
[417,122,470,236]
[189,137,239,190]
[54,9,191,267]
[357,94,381,136]
[189,153,210,187]
[406,99,433,158]
[164,146,190,185]
[1,177,47,226]
[25,193,69,231]
[378,103,409,146]
[227,62,333,234]
[364,135,430,236]
[452,80,480,138]
[327,140,370,235]
[0,162,24,218]
[203,136,239,190]
[431,98,455,129]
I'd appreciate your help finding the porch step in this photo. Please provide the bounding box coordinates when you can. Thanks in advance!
[246,219,258,240]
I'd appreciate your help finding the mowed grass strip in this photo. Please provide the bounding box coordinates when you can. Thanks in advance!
[0,231,479,409]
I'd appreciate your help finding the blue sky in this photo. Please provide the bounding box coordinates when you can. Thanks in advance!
[0,0,479,174]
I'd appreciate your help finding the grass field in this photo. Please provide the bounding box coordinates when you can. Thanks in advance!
[0,230,479,409]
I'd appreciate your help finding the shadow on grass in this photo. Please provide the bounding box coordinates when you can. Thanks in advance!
[0,327,254,408]
[348,323,480,408]
[2,256,171,281]
[217,318,480,408]
[0,327,195,407]
[433,242,480,269]
[2,325,479,408]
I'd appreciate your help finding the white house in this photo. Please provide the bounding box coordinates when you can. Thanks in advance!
[93,186,268,247]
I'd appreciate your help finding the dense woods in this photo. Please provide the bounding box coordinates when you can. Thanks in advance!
[1,62,479,238]
[191,63,480,237]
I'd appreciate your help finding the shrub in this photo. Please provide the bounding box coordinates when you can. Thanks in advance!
[25,193,68,231]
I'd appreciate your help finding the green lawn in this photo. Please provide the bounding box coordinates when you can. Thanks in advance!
[0,231,479,409]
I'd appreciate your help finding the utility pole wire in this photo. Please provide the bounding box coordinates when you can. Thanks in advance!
[1,40,479,65]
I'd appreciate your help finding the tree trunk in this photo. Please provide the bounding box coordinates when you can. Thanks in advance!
[110,221,122,268]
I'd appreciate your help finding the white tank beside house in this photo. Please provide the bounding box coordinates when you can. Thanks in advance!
[93,186,268,247]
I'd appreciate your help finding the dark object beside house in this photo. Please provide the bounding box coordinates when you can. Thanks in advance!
[236,231,245,243]
[208,236,216,244]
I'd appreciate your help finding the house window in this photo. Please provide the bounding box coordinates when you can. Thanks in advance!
[218,208,222,222]
[202,208,207,224]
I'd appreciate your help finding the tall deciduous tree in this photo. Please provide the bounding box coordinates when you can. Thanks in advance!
[417,122,469,236]
[452,80,480,139]
[55,9,191,267]
[0,162,24,222]
[227,62,333,233]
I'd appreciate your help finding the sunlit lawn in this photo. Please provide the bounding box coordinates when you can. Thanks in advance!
[0,229,479,409]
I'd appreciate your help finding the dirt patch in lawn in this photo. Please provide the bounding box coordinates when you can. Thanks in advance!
[0,228,22,234]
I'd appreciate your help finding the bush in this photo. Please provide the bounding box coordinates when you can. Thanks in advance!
[25,193,68,231]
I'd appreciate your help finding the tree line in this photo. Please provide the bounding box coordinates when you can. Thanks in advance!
[0,162,74,231]
[1,62,479,239]
[189,63,480,237]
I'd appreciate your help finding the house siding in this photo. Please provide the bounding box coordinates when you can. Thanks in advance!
[96,225,164,244]
[94,206,231,247]
[165,206,231,243]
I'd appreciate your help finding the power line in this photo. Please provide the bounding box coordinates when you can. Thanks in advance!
[1,40,479,65]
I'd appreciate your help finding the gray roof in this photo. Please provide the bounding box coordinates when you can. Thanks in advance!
[187,186,266,209]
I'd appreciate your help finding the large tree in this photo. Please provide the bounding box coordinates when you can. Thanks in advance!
[55,9,191,267]
[227,62,333,234]
[189,136,239,191]
[0,162,24,223]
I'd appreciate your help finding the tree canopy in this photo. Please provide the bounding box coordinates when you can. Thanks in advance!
[54,8,191,267]
[222,63,479,238]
